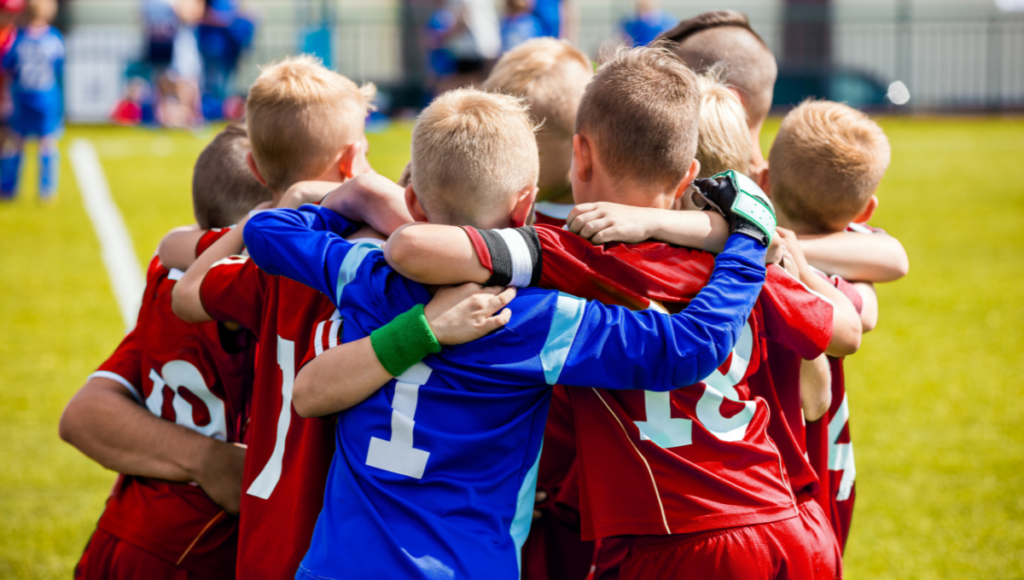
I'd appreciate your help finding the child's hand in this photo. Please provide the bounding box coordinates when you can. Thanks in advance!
[321,173,413,236]
[776,227,811,279]
[424,283,517,345]
[279,181,341,209]
[566,202,659,245]
[765,233,784,265]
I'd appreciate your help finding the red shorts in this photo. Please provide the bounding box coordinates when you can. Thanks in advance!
[619,508,841,580]
[522,510,595,580]
[75,528,205,580]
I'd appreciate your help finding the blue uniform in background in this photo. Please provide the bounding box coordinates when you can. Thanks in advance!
[243,205,767,580]
[532,0,560,38]
[1,25,64,199]
[501,12,543,52]
[620,9,676,47]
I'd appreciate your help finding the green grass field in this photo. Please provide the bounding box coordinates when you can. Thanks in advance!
[0,118,1021,579]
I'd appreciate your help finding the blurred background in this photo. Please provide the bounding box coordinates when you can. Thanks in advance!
[63,0,1024,123]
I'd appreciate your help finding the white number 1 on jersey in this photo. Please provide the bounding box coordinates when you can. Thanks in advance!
[247,336,295,499]
[366,362,432,479]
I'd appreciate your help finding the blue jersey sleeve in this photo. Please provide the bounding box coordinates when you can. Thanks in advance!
[242,205,363,303]
[531,233,767,391]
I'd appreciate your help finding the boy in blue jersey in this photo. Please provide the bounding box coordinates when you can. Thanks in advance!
[620,0,675,46]
[242,87,777,580]
[1,0,62,201]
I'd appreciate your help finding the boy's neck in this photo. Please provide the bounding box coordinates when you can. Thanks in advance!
[583,175,676,210]
[536,182,573,205]
[776,212,838,236]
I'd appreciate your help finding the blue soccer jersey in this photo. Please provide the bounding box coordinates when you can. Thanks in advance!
[243,206,767,580]
[3,25,64,137]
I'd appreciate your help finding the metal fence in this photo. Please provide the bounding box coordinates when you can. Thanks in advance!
[63,5,1024,122]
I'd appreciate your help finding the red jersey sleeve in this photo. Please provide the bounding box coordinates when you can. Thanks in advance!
[759,265,833,360]
[299,310,344,371]
[825,273,864,315]
[195,227,234,257]
[90,330,143,403]
[199,255,268,334]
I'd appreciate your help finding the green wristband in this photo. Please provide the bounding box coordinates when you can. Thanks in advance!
[370,304,442,378]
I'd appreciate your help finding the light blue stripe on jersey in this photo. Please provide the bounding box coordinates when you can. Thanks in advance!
[540,293,586,385]
[510,443,543,576]
[335,239,384,304]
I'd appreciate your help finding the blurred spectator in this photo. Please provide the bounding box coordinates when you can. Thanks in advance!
[128,0,203,127]
[197,0,256,118]
[0,0,24,146]
[436,0,500,90]
[619,0,674,47]
[501,0,542,52]
[425,2,456,84]
[532,0,559,37]
[1,0,62,202]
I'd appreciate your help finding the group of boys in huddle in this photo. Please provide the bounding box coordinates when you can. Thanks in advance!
[60,9,909,580]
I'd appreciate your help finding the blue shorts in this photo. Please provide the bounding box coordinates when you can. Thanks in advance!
[10,102,63,138]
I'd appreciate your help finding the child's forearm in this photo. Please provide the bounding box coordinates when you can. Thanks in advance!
[59,377,245,513]
[798,269,862,357]
[157,226,205,271]
[651,210,730,253]
[319,173,414,237]
[799,232,909,282]
[173,224,247,323]
[384,223,491,285]
[854,282,878,332]
[293,337,391,418]
[800,355,832,422]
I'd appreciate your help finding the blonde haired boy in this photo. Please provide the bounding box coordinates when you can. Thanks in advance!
[484,37,593,222]
[169,56,414,579]
[768,99,890,233]
[240,83,775,580]
[245,54,377,194]
[693,70,751,179]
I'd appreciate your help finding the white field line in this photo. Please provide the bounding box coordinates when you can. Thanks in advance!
[69,139,144,330]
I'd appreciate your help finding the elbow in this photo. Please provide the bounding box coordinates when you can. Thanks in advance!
[861,311,878,334]
[803,390,832,422]
[291,375,320,419]
[383,226,425,279]
[170,284,200,323]
[58,399,82,445]
[826,319,862,357]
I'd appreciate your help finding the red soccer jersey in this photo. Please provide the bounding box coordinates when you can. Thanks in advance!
[200,254,339,580]
[92,256,254,578]
[463,224,834,539]
[804,264,865,552]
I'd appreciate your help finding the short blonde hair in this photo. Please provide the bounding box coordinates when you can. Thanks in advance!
[695,70,751,178]
[245,55,376,193]
[575,46,700,190]
[411,88,538,227]
[769,100,891,232]
[484,38,593,139]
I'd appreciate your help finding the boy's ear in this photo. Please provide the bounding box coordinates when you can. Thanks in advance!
[572,134,592,183]
[673,159,701,199]
[338,140,365,180]
[853,195,879,224]
[511,186,538,228]
[246,152,268,186]
[405,184,429,223]
[755,165,771,197]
